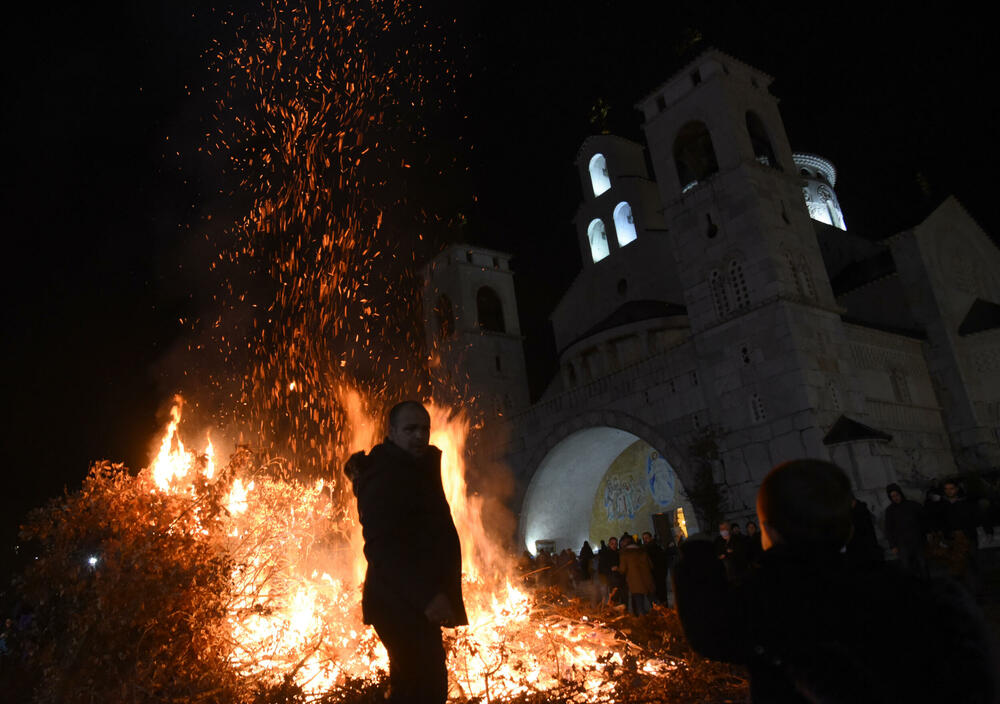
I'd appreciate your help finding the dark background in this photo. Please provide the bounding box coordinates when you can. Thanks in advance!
[1,2,996,576]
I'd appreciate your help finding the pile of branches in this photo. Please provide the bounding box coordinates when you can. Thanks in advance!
[318,591,748,704]
[1,458,340,704]
[461,589,748,704]
[1,459,745,704]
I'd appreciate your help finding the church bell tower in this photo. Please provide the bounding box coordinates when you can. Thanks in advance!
[637,49,863,458]
[422,245,530,419]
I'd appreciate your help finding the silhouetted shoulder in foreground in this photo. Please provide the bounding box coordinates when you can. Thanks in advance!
[674,459,997,704]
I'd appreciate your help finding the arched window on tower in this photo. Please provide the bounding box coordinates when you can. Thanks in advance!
[710,270,731,318]
[476,287,506,333]
[587,218,610,262]
[673,121,719,192]
[588,153,611,197]
[613,201,637,247]
[729,260,750,309]
[746,111,779,169]
[432,294,454,339]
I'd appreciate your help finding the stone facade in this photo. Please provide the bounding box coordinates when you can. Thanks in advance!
[426,49,1000,553]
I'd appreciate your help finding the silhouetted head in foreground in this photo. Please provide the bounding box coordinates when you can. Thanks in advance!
[757,459,853,552]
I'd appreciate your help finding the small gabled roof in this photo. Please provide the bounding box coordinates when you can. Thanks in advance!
[958,298,1000,337]
[823,416,893,446]
[634,47,774,109]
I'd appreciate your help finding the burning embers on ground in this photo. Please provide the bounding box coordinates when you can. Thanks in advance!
[14,396,746,703]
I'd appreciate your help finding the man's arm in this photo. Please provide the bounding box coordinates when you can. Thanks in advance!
[344,451,368,493]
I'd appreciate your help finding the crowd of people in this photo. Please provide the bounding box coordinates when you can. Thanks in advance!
[517,474,998,615]
[711,520,764,583]
[519,530,678,615]
[703,475,997,592]
[513,468,999,702]
[883,477,996,593]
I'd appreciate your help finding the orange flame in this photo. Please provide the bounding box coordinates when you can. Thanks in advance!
[140,393,667,699]
[151,397,188,491]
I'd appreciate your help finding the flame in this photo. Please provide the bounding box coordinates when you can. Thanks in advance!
[139,394,667,700]
[226,478,252,515]
[204,435,215,480]
[151,398,188,491]
[150,398,218,492]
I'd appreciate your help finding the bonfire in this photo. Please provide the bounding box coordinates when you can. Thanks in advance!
[10,395,747,703]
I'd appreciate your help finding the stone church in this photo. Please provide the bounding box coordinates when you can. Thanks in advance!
[423,49,1000,554]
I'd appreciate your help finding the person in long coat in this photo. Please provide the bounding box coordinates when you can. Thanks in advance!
[885,483,927,578]
[618,535,656,616]
[346,401,467,704]
[846,496,883,570]
[579,540,594,580]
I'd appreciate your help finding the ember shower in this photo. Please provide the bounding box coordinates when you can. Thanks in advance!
[204,0,466,482]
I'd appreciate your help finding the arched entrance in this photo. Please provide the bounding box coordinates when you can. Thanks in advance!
[519,426,698,554]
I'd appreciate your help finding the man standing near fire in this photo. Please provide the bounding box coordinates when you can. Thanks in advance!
[345,401,467,703]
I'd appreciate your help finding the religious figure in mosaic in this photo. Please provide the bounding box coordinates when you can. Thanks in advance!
[647,451,675,508]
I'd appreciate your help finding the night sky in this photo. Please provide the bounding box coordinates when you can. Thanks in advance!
[2,3,996,572]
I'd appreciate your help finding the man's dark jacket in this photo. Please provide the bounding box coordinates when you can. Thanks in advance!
[945,495,981,546]
[597,544,618,577]
[846,499,883,568]
[884,484,925,551]
[673,539,996,703]
[347,441,468,627]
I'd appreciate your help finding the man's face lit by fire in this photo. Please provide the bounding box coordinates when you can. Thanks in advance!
[388,405,431,458]
[889,490,903,504]
[943,482,959,499]
[608,538,618,550]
